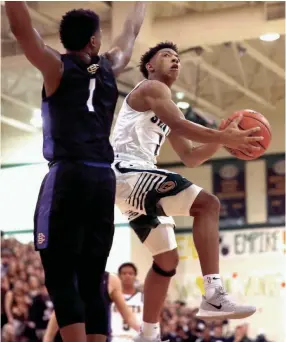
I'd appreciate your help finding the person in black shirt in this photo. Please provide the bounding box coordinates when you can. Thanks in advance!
[5,2,146,341]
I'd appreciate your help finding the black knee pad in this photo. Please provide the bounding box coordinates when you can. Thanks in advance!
[152,262,176,277]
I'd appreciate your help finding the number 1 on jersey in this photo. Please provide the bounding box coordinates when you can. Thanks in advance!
[154,134,163,156]
[87,78,96,112]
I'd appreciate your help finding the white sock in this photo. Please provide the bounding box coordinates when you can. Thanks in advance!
[141,322,160,340]
[203,274,222,299]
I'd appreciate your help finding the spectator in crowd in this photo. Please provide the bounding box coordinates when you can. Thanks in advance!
[212,323,226,342]
[226,324,253,342]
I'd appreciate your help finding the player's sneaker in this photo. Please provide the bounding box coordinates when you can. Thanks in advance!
[133,334,169,342]
[196,286,256,320]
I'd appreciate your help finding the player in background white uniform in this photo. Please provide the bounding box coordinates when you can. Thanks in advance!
[111,263,143,341]
[112,42,262,342]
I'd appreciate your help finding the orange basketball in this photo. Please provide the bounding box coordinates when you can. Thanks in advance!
[222,109,272,160]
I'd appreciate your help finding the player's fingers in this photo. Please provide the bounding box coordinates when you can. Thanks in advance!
[243,127,261,135]
[245,136,264,142]
[240,149,254,157]
[219,119,226,130]
[238,144,261,156]
[231,115,243,126]
[240,144,261,150]
[249,145,261,151]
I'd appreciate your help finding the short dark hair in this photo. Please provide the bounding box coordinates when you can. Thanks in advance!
[59,9,100,51]
[118,262,138,276]
[139,41,178,78]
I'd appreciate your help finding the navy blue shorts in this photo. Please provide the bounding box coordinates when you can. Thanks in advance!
[34,161,115,257]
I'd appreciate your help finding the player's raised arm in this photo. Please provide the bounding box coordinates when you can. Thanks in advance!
[105,2,147,77]
[5,2,62,80]
[141,80,263,148]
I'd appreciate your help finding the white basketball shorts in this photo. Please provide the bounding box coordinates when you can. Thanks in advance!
[113,161,202,256]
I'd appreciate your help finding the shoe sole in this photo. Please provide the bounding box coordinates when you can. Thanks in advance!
[196,308,256,321]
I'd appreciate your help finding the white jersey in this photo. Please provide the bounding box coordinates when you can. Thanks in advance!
[112,80,170,166]
[111,291,143,340]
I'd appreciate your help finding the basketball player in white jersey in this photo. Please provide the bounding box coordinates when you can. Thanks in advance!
[43,272,140,342]
[112,42,262,342]
[112,263,143,341]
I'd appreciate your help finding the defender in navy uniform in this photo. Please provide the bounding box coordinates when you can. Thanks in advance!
[5,2,146,342]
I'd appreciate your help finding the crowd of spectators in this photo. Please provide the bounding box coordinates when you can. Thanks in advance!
[1,235,272,342]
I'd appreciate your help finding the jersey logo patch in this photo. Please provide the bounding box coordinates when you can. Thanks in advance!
[87,64,99,74]
[37,233,46,245]
[157,181,176,193]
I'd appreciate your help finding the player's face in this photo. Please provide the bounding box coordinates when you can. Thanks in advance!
[152,48,181,80]
[119,266,136,287]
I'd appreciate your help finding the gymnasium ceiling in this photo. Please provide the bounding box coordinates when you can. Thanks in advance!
[1,1,285,163]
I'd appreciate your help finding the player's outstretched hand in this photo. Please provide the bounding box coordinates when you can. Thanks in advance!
[219,116,263,156]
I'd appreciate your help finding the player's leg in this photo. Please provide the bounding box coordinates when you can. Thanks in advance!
[159,181,256,320]
[159,185,220,282]
[34,163,87,342]
[113,164,180,341]
[77,254,109,342]
[40,249,85,341]
[130,216,178,342]
[77,167,116,342]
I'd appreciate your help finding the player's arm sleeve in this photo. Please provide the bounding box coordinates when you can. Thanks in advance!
[143,81,225,144]
[5,2,62,77]
[105,2,147,77]
[110,275,140,332]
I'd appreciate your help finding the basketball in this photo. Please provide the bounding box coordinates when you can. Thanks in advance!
[222,109,272,160]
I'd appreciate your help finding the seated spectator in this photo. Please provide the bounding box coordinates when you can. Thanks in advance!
[28,275,41,299]
[212,323,226,342]
[226,324,253,342]
[3,279,30,341]
[25,284,53,341]
[1,276,9,328]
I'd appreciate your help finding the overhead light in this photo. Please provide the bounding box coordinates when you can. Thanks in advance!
[30,108,42,128]
[176,92,185,100]
[259,33,280,42]
[177,101,190,110]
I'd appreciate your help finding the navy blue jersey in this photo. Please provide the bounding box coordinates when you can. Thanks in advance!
[41,54,118,164]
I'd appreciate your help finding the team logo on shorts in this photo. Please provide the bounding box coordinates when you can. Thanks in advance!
[37,233,45,245]
[87,64,99,74]
[157,181,176,193]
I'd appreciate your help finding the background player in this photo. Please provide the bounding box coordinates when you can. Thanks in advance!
[5,2,146,342]
[112,42,262,342]
[112,263,144,341]
[43,272,140,342]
